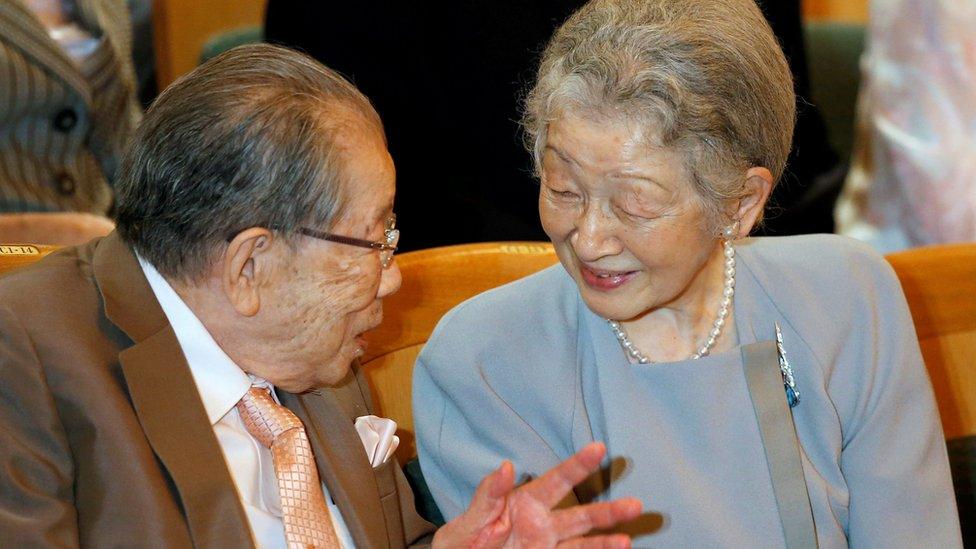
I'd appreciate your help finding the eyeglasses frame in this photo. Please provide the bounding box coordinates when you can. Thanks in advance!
[224,215,399,268]
[297,214,399,268]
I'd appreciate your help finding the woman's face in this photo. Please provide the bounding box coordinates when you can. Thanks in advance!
[539,113,722,322]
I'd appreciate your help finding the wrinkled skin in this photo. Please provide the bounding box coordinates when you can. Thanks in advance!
[539,113,738,361]
[433,443,642,548]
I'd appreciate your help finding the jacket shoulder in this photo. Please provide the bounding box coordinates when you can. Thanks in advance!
[738,234,910,371]
[426,264,576,351]
[739,234,899,297]
[742,233,887,268]
[0,244,97,312]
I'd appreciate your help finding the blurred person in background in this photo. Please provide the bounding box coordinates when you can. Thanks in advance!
[836,0,976,252]
[0,0,141,245]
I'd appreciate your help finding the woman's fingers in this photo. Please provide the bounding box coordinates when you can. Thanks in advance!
[464,460,515,526]
[433,461,515,549]
[556,534,632,549]
[550,497,643,539]
[520,442,607,508]
[441,446,639,549]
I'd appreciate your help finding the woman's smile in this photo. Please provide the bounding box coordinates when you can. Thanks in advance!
[579,264,640,291]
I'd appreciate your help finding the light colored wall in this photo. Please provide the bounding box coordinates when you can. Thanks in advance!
[152,0,267,88]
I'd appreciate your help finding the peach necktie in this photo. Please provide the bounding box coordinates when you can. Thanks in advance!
[236,387,341,549]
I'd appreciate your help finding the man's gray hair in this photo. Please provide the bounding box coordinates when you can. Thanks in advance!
[115,43,383,280]
[523,0,796,228]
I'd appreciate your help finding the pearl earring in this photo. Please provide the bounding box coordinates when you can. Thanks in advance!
[723,220,740,240]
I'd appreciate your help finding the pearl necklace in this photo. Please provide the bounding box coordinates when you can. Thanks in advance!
[607,236,736,363]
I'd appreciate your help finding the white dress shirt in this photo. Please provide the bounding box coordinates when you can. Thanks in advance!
[138,256,354,548]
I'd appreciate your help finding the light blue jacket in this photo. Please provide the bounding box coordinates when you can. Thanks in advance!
[414,235,961,547]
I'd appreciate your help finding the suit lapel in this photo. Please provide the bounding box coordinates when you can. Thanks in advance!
[0,0,93,106]
[93,233,254,549]
[280,386,390,548]
[119,330,255,549]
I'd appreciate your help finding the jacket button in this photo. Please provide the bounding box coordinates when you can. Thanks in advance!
[56,173,76,195]
[53,108,78,132]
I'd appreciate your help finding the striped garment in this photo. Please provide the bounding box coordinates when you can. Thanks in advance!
[0,0,141,214]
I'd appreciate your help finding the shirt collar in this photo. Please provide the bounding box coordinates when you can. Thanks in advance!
[137,255,270,425]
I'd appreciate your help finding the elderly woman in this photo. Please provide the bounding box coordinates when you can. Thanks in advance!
[413,0,962,546]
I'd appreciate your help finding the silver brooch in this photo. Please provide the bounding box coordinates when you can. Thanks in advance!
[775,322,800,408]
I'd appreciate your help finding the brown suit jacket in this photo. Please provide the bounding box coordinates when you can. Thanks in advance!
[0,233,434,547]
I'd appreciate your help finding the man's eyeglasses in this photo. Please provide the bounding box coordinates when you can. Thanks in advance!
[298,214,399,268]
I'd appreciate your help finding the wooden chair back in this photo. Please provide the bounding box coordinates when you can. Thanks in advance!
[886,243,976,441]
[0,244,58,276]
[361,242,558,463]
[5,240,970,458]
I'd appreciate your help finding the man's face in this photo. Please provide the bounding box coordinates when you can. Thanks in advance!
[255,122,400,391]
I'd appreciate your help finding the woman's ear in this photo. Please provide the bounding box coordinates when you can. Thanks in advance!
[222,228,275,317]
[731,167,774,237]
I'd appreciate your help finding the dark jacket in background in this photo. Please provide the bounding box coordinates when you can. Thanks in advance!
[266,1,840,250]
[266,1,583,251]
[757,0,843,235]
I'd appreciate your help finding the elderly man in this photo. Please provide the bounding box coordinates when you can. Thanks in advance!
[0,45,640,547]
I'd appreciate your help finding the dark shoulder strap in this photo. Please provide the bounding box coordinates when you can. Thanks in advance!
[742,341,818,549]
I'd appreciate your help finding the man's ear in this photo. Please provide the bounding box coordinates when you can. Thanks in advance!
[730,167,774,237]
[222,228,276,317]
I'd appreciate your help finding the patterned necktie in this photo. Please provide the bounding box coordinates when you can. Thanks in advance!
[236,386,341,549]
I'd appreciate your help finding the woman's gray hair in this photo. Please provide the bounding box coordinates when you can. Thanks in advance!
[115,43,383,281]
[523,0,796,228]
